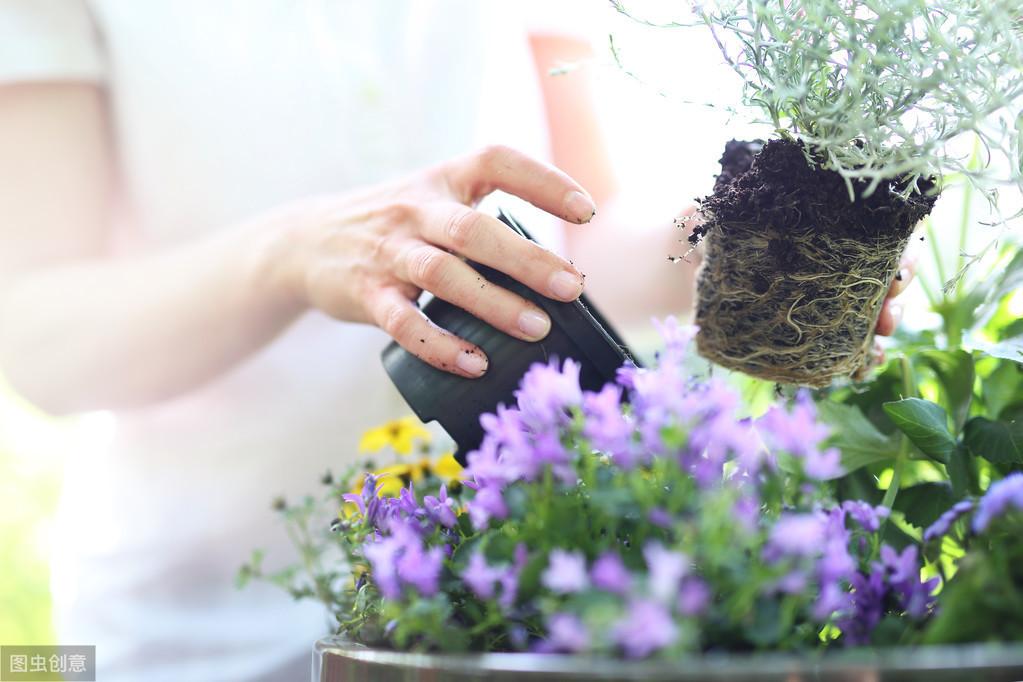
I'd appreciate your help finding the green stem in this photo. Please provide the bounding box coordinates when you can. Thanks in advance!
[881,356,917,519]
[287,513,334,610]
[881,449,906,512]
[916,270,940,309]
[954,138,979,299]
[925,217,949,292]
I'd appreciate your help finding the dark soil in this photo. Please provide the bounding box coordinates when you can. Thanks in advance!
[712,138,763,195]
[692,138,938,386]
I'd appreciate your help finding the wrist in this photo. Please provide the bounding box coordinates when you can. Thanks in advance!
[239,208,309,322]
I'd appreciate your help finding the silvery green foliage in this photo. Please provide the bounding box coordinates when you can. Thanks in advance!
[615,0,1023,200]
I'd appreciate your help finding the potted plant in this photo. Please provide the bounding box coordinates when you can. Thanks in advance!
[625,0,1023,386]
[235,2,1023,678]
[241,308,1023,680]
[240,202,1023,677]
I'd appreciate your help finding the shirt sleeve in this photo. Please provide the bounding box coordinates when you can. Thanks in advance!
[0,0,105,84]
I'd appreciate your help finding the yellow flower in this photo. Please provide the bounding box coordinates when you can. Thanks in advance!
[358,417,431,456]
[428,452,464,482]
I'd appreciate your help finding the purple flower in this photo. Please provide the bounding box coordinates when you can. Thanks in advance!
[757,392,839,478]
[582,384,637,468]
[758,391,830,451]
[841,500,890,533]
[644,541,689,602]
[342,473,385,526]
[732,493,761,533]
[612,599,678,658]
[648,507,674,529]
[480,403,528,451]
[677,577,711,616]
[397,484,422,518]
[462,551,500,599]
[496,544,529,610]
[616,362,639,390]
[973,473,1023,533]
[463,436,512,487]
[396,544,443,596]
[839,544,937,644]
[923,500,974,542]
[805,446,844,480]
[808,507,856,618]
[880,544,938,619]
[819,508,854,577]
[841,564,887,645]
[530,430,576,485]
[423,485,457,528]
[776,569,808,594]
[542,549,590,594]
[363,534,403,599]
[764,513,826,561]
[541,613,590,653]
[462,547,526,608]
[814,579,853,621]
[653,317,699,359]
[590,552,632,594]
[687,402,764,482]
[515,358,583,429]
[467,483,508,530]
[509,625,529,649]
[363,518,441,599]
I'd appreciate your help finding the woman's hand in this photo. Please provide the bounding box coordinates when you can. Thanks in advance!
[260,145,597,378]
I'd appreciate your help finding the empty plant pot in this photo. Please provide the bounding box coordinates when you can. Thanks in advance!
[382,210,635,462]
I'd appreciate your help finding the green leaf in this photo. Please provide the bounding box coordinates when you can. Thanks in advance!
[946,446,972,499]
[969,336,1023,364]
[986,248,1023,312]
[963,416,1023,466]
[883,398,957,463]
[918,350,975,433]
[1000,318,1023,341]
[817,401,901,473]
[880,519,917,551]
[981,360,1023,419]
[891,482,957,529]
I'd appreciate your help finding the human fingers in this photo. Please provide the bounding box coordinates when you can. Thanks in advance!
[442,145,596,224]
[417,202,585,303]
[874,299,903,337]
[370,286,489,378]
[887,257,916,298]
[395,241,552,342]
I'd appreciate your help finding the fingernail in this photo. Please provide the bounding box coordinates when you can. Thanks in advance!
[517,309,551,339]
[549,270,584,300]
[564,190,596,223]
[455,349,488,376]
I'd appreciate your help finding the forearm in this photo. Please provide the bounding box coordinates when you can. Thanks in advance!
[0,221,301,414]
[569,198,699,332]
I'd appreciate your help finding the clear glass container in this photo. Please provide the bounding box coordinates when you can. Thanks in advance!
[313,636,1023,682]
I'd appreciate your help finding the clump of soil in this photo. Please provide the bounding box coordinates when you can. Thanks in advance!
[712,138,764,195]
[692,138,937,386]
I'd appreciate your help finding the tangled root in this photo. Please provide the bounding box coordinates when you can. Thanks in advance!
[695,223,907,386]
[692,139,936,387]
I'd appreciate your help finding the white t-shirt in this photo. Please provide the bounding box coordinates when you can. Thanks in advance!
[0,2,565,680]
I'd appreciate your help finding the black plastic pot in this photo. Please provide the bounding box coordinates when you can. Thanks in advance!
[381,211,635,463]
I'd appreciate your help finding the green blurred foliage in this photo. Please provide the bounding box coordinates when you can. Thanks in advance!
[0,383,65,644]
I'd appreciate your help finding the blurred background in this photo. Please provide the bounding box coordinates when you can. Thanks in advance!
[0,0,1015,648]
